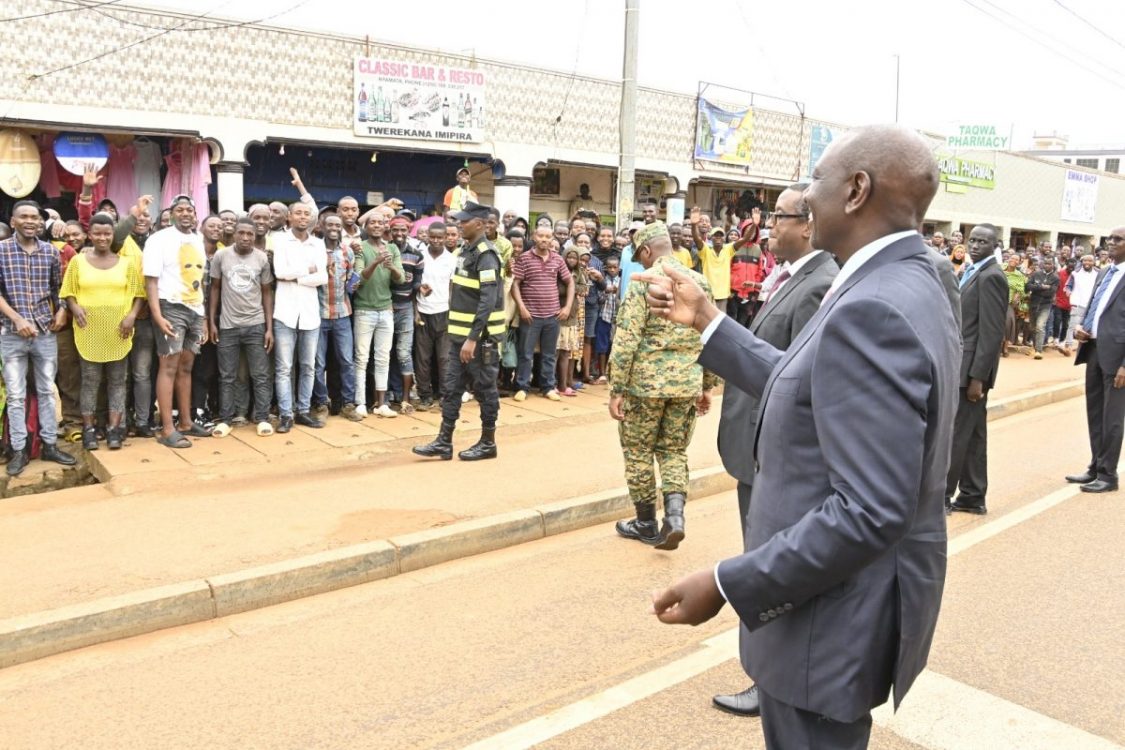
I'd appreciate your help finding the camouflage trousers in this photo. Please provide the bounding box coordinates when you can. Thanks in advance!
[618,395,698,506]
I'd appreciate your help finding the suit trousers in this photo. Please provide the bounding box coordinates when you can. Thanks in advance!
[945,388,989,505]
[1084,340,1125,482]
[759,689,872,750]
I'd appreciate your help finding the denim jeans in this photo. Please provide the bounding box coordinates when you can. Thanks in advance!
[1067,304,1087,346]
[353,308,394,406]
[80,357,128,416]
[392,304,415,375]
[315,316,355,407]
[1032,303,1052,352]
[1,331,60,449]
[516,316,560,393]
[274,320,319,418]
[218,324,273,423]
[130,319,155,426]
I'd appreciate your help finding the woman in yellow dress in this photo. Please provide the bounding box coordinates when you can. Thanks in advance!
[60,214,145,451]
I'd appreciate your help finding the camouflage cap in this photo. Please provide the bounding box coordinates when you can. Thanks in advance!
[633,221,669,250]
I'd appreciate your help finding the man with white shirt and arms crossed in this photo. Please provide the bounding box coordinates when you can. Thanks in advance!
[272,202,328,433]
[1064,253,1099,355]
[414,222,456,411]
[638,125,959,750]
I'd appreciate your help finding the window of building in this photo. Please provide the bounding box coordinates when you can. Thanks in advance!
[1076,158,1098,169]
[1064,158,1071,164]
[1106,158,1120,174]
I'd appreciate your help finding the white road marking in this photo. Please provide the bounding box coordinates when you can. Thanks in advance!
[462,477,1117,750]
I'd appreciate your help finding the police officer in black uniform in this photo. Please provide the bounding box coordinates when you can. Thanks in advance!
[413,202,505,461]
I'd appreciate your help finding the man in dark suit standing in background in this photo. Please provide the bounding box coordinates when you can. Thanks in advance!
[1069,226,1125,493]
[946,224,1009,515]
[711,183,838,717]
[638,125,959,750]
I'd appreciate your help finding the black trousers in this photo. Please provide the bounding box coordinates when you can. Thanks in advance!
[1084,341,1125,482]
[759,689,872,750]
[440,337,500,430]
[945,387,989,505]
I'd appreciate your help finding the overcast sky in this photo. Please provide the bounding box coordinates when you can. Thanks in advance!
[133,0,1125,148]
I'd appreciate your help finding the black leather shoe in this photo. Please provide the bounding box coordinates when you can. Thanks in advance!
[6,448,29,476]
[1066,472,1097,484]
[948,501,987,515]
[458,428,497,461]
[655,492,686,551]
[615,502,662,545]
[295,412,324,429]
[413,420,455,460]
[277,416,293,434]
[40,442,77,466]
[1081,479,1118,493]
[713,685,760,717]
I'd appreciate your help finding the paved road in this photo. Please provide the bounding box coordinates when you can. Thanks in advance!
[3,398,1121,750]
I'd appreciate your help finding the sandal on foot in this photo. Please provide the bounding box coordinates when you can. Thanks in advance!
[156,430,192,449]
[211,422,232,438]
[181,422,213,438]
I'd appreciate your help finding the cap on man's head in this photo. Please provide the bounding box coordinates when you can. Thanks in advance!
[628,220,644,233]
[169,194,195,209]
[633,221,670,250]
[396,208,417,221]
[708,227,725,237]
[456,167,471,177]
[450,201,493,223]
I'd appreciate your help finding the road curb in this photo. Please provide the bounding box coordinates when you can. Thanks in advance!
[0,380,1080,669]
[0,466,735,669]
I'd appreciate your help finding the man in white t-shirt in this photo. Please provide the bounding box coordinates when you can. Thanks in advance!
[143,194,212,448]
[413,221,457,410]
[1065,254,1099,353]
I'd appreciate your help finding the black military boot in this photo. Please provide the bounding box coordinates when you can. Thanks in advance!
[615,502,662,545]
[655,492,686,550]
[412,420,455,460]
[458,427,497,461]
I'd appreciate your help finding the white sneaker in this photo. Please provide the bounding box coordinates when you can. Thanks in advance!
[354,405,368,418]
[376,404,398,418]
[462,391,474,403]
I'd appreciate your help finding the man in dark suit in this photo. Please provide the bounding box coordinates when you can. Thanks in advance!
[1068,226,1125,493]
[639,125,959,749]
[711,184,838,717]
[946,224,1009,514]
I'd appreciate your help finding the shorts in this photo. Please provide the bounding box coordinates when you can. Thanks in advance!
[557,324,581,352]
[584,302,598,338]
[595,318,614,354]
[154,301,204,357]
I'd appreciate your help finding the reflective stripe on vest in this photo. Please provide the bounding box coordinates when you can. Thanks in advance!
[449,322,506,338]
[451,274,480,289]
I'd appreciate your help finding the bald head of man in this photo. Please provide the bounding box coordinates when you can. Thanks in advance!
[804,125,938,261]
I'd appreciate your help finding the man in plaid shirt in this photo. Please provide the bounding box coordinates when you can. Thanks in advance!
[0,201,78,475]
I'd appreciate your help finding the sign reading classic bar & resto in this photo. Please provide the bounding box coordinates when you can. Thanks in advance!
[353,58,486,143]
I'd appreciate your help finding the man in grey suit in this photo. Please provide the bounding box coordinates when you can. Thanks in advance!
[1068,226,1125,493]
[947,223,1009,514]
[641,125,959,749]
[711,184,838,717]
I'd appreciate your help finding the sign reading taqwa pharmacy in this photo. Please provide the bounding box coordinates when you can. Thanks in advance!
[353,58,485,143]
[938,156,995,190]
[945,124,1009,150]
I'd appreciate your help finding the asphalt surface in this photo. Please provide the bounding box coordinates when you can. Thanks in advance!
[2,396,1121,749]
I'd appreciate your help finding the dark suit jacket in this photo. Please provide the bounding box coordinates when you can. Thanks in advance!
[699,235,959,722]
[959,258,1009,389]
[718,251,837,485]
[930,249,962,331]
[1076,264,1125,373]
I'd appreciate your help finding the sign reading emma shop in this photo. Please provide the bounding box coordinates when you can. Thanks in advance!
[353,58,485,143]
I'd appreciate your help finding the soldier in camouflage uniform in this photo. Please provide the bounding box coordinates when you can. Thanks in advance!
[609,222,719,550]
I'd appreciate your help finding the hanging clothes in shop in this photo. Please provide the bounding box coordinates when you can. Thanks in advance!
[104,142,137,215]
[161,138,212,216]
[36,134,61,200]
[133,138,162,212]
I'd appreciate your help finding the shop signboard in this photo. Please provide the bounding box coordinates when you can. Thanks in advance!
[945,124,1010,151]
[937,155,995,190]
[1061,169,1098,223]
[353,58,485,144]
[0,129,41,198]
[694,97,754,166]
[53,132,108,176]
[807,124,841,177]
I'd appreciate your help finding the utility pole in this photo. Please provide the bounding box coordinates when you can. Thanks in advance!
[894,54,900,123]
[616,0,638,232]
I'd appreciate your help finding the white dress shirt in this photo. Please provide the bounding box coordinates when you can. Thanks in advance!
[1090,260,1125,338]
[272,230,328,330]
[823,230,917,300]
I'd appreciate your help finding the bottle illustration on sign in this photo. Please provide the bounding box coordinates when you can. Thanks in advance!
[464,94,473,128]
[478,101,485,128]
[367,87,378,123]
[391,89,399,123]
[375,87,385,123]
[457,94,465,128]
[358,84,368,122]
[442,97,450,126]
[383,88,391,122]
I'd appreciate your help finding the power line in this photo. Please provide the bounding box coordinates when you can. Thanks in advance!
[0,0,126,24]
[553,0,592,128]
[89,0,311,33]
[958,0,1125,92]
[1050,0,1125,53]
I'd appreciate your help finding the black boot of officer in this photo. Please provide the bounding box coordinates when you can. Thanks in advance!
[458,427,497,461]
[615,502,662,544]
[413,419,455,460]
[655,492,686,550]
